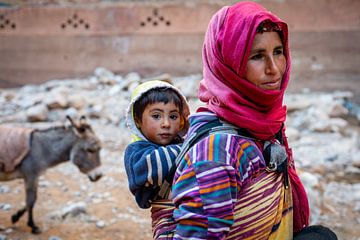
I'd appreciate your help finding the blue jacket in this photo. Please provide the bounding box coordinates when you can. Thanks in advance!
[124,140,181,208]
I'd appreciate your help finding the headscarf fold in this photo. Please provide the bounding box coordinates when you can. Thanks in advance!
[198,1,309,233]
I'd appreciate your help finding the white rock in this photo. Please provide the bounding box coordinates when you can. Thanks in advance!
[0,204,11,211]
[329,103,349,118]
[173,74,202,98]
[124,72,141,82]
[285,127,300,142]
[299,172,319,188]
[48,236,62,240]
[311,118,348,133]
[60,202,87,219]
[64,107,79,118]
[285,95,313,112]
[109,85,122,96]
[94,67,116,85]
[26,104,48,122]
[96,220,106,228]
[68,95,86,109]
[44,92,68,109]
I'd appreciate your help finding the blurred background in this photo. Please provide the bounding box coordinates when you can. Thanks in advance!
[0,1,359,240]
[0,0,359,102]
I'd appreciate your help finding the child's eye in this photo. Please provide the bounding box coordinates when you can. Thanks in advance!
[152,114,161,120]
[170,114,179,120]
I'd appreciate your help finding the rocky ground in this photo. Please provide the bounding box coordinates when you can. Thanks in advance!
[0,68,359,240]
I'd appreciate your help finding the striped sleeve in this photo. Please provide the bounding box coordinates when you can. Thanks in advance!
[131,143,181,188]
[147,144,182,185]
[124,141,181,208]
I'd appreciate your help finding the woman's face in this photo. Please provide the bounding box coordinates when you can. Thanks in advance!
[245,31,286,90]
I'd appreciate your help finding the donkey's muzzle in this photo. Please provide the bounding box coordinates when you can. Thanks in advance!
[87,167,102,182]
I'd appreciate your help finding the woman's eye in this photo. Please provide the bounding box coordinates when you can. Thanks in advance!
[274,48,284,56]
[250,53,263,60]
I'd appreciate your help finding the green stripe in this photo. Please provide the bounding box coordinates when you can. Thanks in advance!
[208,217,234,225]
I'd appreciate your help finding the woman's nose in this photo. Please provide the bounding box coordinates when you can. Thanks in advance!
[265,56,279,75]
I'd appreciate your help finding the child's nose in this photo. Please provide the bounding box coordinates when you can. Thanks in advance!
[161,118,170,128]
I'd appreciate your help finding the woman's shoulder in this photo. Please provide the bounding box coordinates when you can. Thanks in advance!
[179,132,266,182]
[190,132,263,163]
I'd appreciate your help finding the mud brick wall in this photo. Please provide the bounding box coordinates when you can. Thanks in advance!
[0,0,359,92]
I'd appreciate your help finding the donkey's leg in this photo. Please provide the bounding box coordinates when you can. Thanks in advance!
[12,177,27,223]
[11,207,27,223]
[25,177,41,234]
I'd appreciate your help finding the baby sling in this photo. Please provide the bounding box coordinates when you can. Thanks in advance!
[157,119,289,198]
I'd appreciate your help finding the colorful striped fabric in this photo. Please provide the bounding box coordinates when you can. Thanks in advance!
[171,112,293,239]
[151,199,176,239]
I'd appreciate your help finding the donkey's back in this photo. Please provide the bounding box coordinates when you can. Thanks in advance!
[0,126,33,173]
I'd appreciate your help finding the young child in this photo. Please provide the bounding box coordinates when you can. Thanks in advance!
[124,80,189,238]
[124,80,190,239]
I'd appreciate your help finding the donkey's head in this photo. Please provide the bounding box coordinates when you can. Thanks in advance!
[67,116,102,182]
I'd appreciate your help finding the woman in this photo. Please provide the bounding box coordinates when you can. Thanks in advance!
[170,2,337,239]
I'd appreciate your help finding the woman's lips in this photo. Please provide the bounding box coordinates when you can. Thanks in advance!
[262,79,281,89]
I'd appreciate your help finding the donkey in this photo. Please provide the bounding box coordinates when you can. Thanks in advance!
[0,116,102,234]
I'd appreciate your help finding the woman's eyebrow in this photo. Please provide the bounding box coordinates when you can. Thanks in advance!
[250,45,283,54]
[250,48,265,54]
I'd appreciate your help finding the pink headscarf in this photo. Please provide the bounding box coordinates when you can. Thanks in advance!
[199,1,290,140]
[199,1,309,233]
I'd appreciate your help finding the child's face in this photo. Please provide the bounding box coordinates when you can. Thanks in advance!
[138,101,181,145]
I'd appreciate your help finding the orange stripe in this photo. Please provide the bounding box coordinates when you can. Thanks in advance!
[184,154,191,165]
[180,220,207,228]
[208,134,214,160]
[199,182,230,194]
[177,170,195,181]
[242,141,251,148]
[237,146,243,161]
[185,202,203,208]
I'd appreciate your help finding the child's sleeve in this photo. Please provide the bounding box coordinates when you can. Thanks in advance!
[124,141,181,208]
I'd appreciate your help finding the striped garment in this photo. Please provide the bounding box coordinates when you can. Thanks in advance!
[124,140,181,209]
[171,112,293,240]
[151,199,176,239]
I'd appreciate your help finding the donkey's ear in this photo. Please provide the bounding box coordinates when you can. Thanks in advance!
[79,115,87,125]
[67,116,86,136]
[66,115,76,127]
